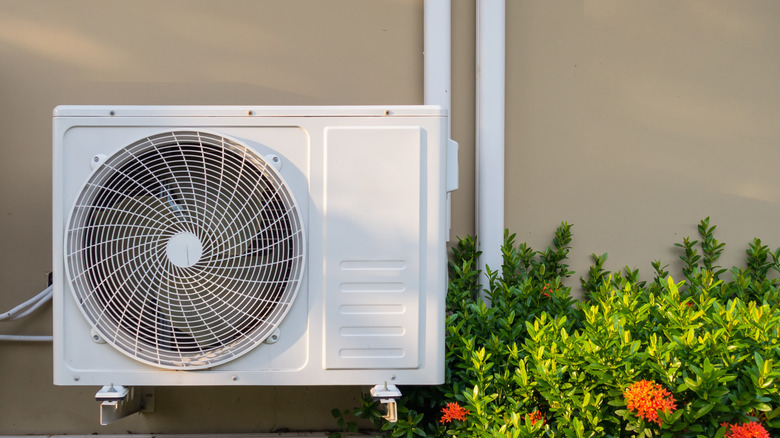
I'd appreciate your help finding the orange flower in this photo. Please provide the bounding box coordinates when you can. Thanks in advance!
[721,421,770,438]
[623,380,676,425]
[526,410,545,425]
[440,402,470,424]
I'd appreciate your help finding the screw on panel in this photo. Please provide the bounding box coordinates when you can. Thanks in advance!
[91,328,106,344]
[248,110,254,116]
[232,376,238,381]
[264,328,281,344]
[109,111,115,116]
[90,154,108,171]
[264,155,282,171]
[74,376,80,381]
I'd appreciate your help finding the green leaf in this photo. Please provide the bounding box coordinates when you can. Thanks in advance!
[755,351,765,370]
[755,403,772,412]
[667,276,678,294]
[668,408,684,423]
[694,402,715,419]
[766,406,780,420]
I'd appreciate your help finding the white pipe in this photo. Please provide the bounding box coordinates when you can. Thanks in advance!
[0,335,52,342]
[424,0,455,240]
[0,285,52,321]
[424,0,451,127]
[0,286,54,342]
[476,0,505,286]
[7,289,52,321]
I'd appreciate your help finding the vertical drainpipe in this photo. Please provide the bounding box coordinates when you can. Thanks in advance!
[424,0,451,126]
[423,0,457,240]
[476,0,505,287]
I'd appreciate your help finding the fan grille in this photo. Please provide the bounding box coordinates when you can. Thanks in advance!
[64,131,305,369]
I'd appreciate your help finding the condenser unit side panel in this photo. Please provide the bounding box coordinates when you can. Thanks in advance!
[322,126,424,370]
[426,116,449,384]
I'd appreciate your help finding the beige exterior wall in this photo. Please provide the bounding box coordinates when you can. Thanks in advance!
[503,1,780,286]
[1,0,779,435]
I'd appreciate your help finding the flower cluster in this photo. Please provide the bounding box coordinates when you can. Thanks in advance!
[542,283,554,299]
[526,410,545,426]
[624,380,677,425]
[440,402,470,424]
[721,421,770,438]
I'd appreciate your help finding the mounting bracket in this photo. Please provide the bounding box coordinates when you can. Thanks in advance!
[370,382,402,423]
[95,385,154,426]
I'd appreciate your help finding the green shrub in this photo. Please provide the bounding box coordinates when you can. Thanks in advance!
[333,219,780,437]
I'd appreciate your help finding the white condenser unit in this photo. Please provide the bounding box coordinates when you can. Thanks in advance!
[52,106,457,388]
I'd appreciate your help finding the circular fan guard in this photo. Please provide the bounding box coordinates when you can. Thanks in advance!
[64,131,305,369]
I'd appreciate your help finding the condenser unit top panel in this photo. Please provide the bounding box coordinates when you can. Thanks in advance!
[53,105,446,118]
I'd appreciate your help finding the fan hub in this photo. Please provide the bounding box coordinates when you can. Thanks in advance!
[166,232,203,268]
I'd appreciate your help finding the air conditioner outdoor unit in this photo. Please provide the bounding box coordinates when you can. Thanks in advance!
[52,105,457,389]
